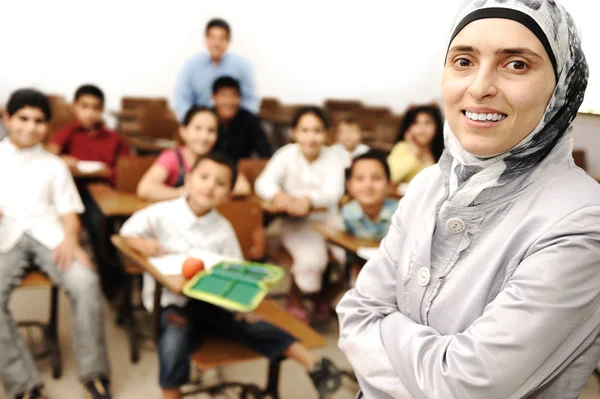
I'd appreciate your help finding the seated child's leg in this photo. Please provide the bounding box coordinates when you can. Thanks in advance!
[29,240,110,384]
[281,219,329,294]
[79,187,122,300]
[158,304,203,393]
[0,237,44,397]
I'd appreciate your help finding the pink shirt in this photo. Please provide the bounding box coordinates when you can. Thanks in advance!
[155,147,193,187]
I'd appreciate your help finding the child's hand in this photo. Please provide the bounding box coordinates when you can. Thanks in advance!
[52,237,92,271]
[288,197,311,217]
[272,192,294,212]
[136,238,165,257]
[61,155,79,170]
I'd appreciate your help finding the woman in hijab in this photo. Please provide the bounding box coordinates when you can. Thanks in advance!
[337,0,600,398]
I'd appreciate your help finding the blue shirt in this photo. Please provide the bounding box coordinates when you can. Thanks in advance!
[174,52,258,121]
[341,198,398,241]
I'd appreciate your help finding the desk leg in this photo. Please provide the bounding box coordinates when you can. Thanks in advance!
[152,282,163,344]
[264,360,281,399]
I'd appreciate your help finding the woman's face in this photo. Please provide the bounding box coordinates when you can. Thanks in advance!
[293,113,327,161]
[442,18,556,157]
[406,112,437,147]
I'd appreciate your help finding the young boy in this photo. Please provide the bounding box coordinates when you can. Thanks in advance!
[342,152,399,284]
[0,89,111,399]
[119,152,341,399]
[211,76,273,165]
[47,84,131,301]
[330,118,370,167]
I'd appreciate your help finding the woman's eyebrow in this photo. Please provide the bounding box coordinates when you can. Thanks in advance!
[448,45,479,54]
[495,47,544,60]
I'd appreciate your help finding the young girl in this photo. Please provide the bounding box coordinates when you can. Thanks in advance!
[255,106,345,323]
[137,106,250,200]
[386,104,444,184]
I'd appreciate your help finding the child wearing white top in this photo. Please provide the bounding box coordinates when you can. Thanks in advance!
[120,152,342,399]
[330,117,370,167]
[0,89,111,399]
[254,106,346,323]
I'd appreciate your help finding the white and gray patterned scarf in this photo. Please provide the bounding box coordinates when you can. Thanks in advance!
[442,0,589,206]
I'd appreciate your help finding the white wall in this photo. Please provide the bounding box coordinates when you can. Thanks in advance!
[0,0,597,171]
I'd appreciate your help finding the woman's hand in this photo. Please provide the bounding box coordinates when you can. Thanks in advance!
[135,238,165,257]
[273,192,294,212]
[288,197,311,217]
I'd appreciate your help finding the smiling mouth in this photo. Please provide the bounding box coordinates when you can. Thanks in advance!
[462,110,507,122]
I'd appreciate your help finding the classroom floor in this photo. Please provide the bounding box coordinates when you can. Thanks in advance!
[3,283,600,399]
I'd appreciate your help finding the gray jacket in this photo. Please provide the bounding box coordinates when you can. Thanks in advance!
[337,139,600,399]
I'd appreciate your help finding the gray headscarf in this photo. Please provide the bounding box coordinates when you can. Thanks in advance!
[442,0,589,207]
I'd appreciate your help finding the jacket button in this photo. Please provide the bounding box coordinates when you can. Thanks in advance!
[417,267,430,286]
[446,218,465,233]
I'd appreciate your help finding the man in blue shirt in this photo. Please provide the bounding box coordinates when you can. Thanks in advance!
[174,18,258,121]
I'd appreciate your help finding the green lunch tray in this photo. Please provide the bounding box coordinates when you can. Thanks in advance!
[182,261,285,312]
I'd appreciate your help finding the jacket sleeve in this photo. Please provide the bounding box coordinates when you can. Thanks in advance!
[379,205,600,399]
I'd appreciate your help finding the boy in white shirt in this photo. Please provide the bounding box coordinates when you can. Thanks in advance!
[120,152,342,399]
[0,89,111,399]
[330,118,370,167]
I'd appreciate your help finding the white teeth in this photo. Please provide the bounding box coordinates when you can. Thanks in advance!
[465,111,506,122]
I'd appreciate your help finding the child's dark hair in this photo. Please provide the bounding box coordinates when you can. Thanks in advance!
[291,106,330,130]
[6,88,52,121]
[205,18,231,38]
[396,104,444,161]
[212,76,241,96]
[74,84,105,106]
[345,151,391,182]
[191,151,238,189]
[338,116,362,130]
[182,105,218,127]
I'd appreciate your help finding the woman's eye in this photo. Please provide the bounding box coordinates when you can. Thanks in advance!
[454,58,472,67]
[507,60,529,71]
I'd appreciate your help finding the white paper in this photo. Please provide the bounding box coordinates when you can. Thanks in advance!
[357,247,379,261]
[148,249,241,276]
[76,161,107,173]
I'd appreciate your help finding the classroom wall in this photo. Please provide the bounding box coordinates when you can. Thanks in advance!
[0,0,597,171]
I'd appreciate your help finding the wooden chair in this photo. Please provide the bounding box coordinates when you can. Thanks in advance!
[237,159,269,193]
[115,155,158,194]
[573,149,588,171]
[16,271,61,379]
[46,94,75,142]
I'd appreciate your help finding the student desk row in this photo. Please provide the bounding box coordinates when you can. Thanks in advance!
[110,235,326,398]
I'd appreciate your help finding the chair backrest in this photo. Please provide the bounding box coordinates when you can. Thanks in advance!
[238,158,269,190]
[137,108,180,140]
[121,97,169,112]
[573,149,588,171]
[46,94,75,142]
[217,196,265,260]
[115,155,158,194]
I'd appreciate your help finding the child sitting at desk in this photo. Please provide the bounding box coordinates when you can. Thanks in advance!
[254,106,346,323]
[47,84,131,301]
[342,152,399,284]
[0,89,111,399]
[329,117,369,167]
[120,152,342,399]
[137,106,250,201]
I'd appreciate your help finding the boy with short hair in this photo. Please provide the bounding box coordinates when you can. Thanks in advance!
[0,89,111,399]
[120,151,341,399]
[342,152,398,285]
[47,84,131,300]
[330,118,370,167]
[211,76,273,165]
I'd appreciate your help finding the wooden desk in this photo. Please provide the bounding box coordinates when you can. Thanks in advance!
[87,183,152,218]
[261,201,328,214]
[72,168,112,180]
[313,223,379,254]
[111,235,325,348]
[125,136,176,153]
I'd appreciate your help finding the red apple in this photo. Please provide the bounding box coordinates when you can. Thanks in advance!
[182,257,205,280]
